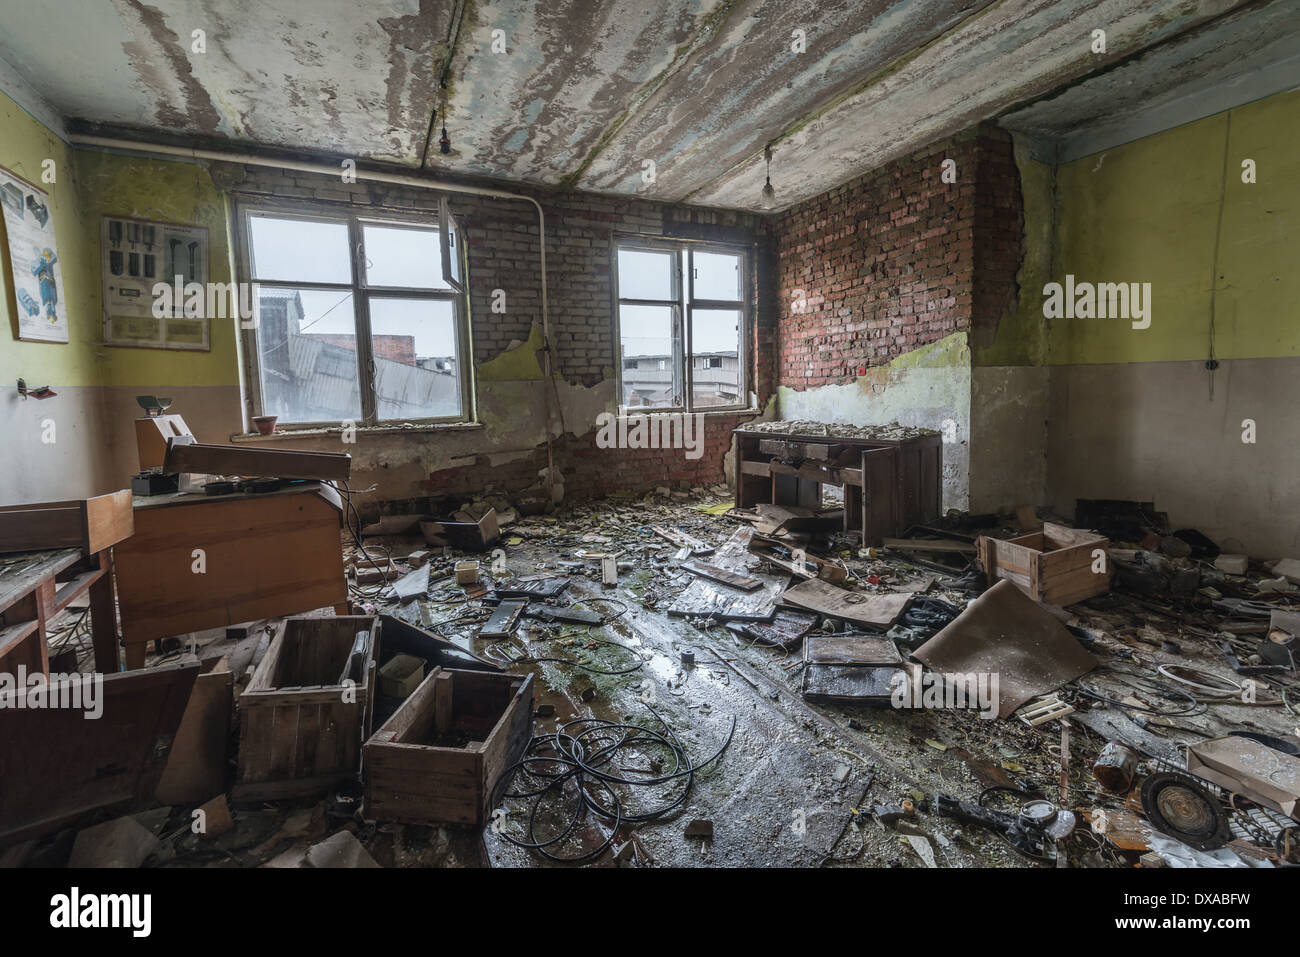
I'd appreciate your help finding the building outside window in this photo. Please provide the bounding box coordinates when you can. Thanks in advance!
[238,202,470,428]
[615,239,749,411]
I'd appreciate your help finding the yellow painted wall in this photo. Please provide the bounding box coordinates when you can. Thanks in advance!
[76,150,239,387]
[0,90,99,386]
[1048,88,1300,365]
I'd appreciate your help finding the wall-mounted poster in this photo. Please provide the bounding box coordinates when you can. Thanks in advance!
[101,214,210,351]
[0,165,68,343]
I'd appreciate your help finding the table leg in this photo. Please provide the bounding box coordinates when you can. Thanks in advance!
[87,549,120,674]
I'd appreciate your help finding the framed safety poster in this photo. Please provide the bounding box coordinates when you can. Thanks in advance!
[101,214,210,351]
[0,164,68,343]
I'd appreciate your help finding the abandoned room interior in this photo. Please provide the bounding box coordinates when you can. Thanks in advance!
[0,0,1297,898]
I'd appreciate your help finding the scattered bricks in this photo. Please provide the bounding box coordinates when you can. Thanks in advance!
[685,819,714,839]
[1215,553,1249,575]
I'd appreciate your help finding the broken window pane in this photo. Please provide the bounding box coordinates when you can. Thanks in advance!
[362,223,449,290]
[368,297,462,420]
[248,216,351,284]
[255,287,362,423]
[690,308,742,408]
[619,304,676,408]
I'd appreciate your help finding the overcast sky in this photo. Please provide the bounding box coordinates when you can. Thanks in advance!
[249,216,741,358]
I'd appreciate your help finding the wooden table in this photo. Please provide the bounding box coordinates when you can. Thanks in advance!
[113,482,348,669]
[0,547,121,676]
[732,425,943,545]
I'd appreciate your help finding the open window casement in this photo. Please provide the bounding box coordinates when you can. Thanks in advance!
[439,196,464,292]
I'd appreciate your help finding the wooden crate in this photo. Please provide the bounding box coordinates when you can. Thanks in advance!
[364,667,533,827]
[0,490,133,555]
[234,616,377,801]
[978,522,1110,606]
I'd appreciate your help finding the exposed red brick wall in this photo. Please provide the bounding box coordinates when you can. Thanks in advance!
[769,126,1021,390]
[972,127,1023,348]
[305,333,416,363]
[420,412,749,503]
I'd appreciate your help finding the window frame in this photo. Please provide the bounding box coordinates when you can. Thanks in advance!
[612,236,751,414]
[235,199,473,431]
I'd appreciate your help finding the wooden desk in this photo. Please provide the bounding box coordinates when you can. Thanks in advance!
[0,547,120,676]
[732,425,943,545]
[113,482,347,669]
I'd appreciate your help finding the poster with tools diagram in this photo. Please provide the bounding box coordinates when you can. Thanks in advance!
[101,214,209,350]
[0,164,68,343]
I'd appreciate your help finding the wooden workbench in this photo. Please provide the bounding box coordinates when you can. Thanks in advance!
[0,547,120,676]
[113,482,348,669]
[732,425,943,545]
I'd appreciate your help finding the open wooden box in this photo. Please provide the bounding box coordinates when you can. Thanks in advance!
[364,667,533,827]
[234,615,377,801]
[977,521,1110,606]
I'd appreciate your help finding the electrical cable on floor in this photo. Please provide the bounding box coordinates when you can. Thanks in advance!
[488,704,735,863]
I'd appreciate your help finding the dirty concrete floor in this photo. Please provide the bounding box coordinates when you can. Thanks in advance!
[46,491,1296,870]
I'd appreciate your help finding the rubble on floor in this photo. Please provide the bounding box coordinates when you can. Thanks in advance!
[11,486,1299,870]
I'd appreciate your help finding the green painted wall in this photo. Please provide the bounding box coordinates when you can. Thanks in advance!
[76,150,239,387]
[1047,88,1300,365]
[0,91,99,386]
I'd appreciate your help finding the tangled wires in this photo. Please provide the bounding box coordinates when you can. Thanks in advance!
[488,705,735,863]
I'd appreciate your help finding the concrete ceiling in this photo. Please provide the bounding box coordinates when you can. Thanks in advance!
[1000,0,1300,163]
[0,0,1278,211]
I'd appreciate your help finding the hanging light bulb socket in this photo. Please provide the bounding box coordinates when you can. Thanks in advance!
[760,143,776,210]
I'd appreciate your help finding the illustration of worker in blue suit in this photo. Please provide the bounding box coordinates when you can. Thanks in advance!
[32,247,58,321]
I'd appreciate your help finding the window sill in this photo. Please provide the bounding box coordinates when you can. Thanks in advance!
[615,408,760,417]
[231,421,484,443]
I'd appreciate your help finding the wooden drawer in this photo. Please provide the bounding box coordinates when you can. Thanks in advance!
[0,490,133,555]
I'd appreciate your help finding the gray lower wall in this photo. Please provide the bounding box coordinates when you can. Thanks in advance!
[969,365,1049,515]
[1046,356,1300,559]
[1,385,116,503]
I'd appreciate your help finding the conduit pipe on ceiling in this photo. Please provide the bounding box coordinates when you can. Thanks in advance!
[68,133,560,496]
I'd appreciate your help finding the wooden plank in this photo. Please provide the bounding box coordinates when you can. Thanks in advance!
[82,490,134,553]
[0,506,82,553]
[682,558,762,591]
[883,537,977,553]
[667,526,785,621]
[780,578,911,629]
[155,658,233,805]
[163,440,351,481]
[433,672,454,735]
[0,659,199,843]
[805,634,903,665]
[652,525,715,555]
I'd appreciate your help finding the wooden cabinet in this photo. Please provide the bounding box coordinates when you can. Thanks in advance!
[733,426,942,546]
[113,483,347,667]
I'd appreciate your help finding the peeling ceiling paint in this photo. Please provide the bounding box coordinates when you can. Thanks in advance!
[0,0,1283,211]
